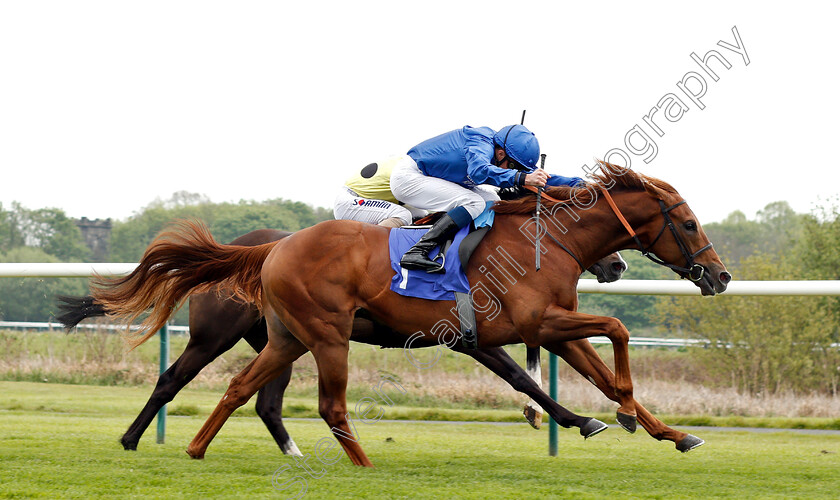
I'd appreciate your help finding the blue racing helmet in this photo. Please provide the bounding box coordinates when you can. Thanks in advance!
[493,125,540,171]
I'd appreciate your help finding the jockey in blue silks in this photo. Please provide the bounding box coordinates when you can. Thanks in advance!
[390,124,583,273]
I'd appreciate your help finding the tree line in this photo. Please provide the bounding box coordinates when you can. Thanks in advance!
[651,200,840,395]
[0,193,333,322]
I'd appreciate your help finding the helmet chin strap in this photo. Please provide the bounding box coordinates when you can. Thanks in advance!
[496,154,524,171]
[498,111,527,169]
[494,147,526,170]
[501,124,519,162]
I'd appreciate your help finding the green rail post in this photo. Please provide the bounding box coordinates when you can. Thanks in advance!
[156,323,169,444]
[548,352,558,456]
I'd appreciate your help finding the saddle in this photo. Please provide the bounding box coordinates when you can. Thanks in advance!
[392,216,490,349]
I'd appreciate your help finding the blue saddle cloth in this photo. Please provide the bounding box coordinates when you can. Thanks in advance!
[389,226,471,300]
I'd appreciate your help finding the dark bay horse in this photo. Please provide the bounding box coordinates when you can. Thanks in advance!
[89,167,730,466]
[58,232,626,452]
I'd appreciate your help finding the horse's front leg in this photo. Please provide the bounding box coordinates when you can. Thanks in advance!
[534,306,638,432]
[456,346,607,439]
[556,339,704,452]
[523,347,544,429]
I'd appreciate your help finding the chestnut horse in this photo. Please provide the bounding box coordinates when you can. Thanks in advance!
[90,167,730,467]
[57,233,625,452]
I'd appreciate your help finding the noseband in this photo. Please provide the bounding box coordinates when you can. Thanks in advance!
[597,185,712,282]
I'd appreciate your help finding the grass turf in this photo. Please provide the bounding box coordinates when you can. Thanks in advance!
[0,382,839,499]
[2,381,838,431]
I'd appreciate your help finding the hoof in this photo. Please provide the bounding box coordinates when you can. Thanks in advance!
[580,418,608,439]
[120,438,137,451]
[676,434,705,453]
[186,448,205,460]
[523,406,543,430]
[281,439,303,457]
[616,412,637,434]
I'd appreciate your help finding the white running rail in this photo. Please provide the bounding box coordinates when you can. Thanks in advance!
[2,263,840,296]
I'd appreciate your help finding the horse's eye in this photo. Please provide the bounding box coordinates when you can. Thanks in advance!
[684,221,697,231]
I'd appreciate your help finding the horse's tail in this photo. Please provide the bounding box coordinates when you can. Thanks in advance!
[55,295,108,329]
[90,219,277,350]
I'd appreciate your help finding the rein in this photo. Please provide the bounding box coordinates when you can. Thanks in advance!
[523,184,564,203]
[522,185,585,272]
[522,184,712,281]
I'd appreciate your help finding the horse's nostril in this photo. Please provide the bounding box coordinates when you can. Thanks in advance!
[719,271,732,284]
[612,262,626,273]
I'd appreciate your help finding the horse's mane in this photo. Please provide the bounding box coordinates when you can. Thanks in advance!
[493,161,678,215]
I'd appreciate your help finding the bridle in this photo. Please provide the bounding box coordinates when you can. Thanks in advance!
[597,185,712,282]
[524,184,713,282]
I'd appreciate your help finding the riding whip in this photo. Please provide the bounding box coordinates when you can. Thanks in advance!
[516,110,544,269]
[535,153,546,271]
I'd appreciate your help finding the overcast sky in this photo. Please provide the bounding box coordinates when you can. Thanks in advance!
[1,1,838,225]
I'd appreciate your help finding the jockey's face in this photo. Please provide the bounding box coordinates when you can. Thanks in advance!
[494,147,513,169]
[494,146,525,171]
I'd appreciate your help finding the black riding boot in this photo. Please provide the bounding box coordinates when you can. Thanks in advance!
[399,214,461,273]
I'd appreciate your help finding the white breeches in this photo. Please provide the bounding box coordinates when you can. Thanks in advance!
[333,187,425,226]
[390,156,500,219]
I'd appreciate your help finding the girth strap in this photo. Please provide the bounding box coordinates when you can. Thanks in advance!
[454,291,478,349]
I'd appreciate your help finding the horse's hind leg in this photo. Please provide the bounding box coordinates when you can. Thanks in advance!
[186,322,309,459]
[309,338,373,467]
[120,331,242,450]
[273,300,372,466]
[267,277,373,466]
[242,322,300,456]
[556,339,703,452]
[255,369,298,454]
